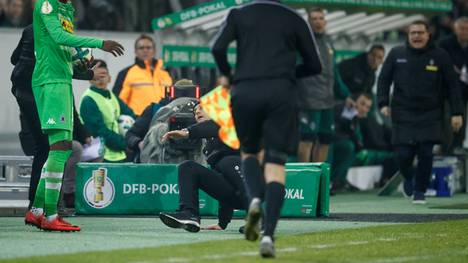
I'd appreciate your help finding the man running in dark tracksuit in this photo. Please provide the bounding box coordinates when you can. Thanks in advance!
[211,0,321,257]
[159,104,247,233]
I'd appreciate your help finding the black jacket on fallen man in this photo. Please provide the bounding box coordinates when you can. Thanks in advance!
[377,41,464,145]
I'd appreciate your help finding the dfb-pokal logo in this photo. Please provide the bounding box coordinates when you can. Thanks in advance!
[83,168,115,209]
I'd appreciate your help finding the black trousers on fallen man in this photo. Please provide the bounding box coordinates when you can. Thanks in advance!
[178,156,248,221]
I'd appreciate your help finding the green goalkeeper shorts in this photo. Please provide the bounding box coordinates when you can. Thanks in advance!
[32,83,73,132]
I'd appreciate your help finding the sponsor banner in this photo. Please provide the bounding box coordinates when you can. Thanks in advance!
[152,0,450,31]
[162,45,236,68]
[77,164,177,214]
[76,163,218,215]
[283,0,451,12]
[162,45,361,69]
[286,163,330,217]
[236,167,322,218]
[152,0,251,30]
[76,163,328,218]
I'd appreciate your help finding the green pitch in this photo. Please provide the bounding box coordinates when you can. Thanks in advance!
[1,219,467,263]
[1,192,467,262]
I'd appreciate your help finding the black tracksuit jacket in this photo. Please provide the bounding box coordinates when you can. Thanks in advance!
[211,0,321,83]
[377,41,464,144]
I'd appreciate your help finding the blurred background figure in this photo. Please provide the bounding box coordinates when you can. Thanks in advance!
[297,7,351,164]
[439,16,468,154]
[80,59,136,163]
[0,0,27,27]
[113,34,173,116]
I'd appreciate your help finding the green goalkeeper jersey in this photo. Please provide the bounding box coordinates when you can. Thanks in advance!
[32,0,104,87]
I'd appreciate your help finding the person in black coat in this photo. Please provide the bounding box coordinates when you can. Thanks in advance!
[10,24,104,210]
[158,104,247,233]
[439,17,468,153]
[377,20,464,205]
[338,45,385,95]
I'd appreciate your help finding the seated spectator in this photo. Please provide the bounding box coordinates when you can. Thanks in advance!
[79,0,124,31]
[113,34,173,116]
[80,59,136,163]
[359,115,398,187]
[0,0,6,25]
[0,0,26,27]
[159,103,247,232]
[328,93,394,193]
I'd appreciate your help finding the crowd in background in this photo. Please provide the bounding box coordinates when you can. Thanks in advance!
[1,0,468,34]
[0,0,211,31]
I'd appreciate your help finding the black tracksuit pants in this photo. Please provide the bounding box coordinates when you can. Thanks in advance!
[15,95,49,209]
[178,156,248,219]
[395,143,434,193]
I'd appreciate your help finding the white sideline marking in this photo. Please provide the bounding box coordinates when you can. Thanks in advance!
[377,238,398,242]
[277,247,298,252]
[309,244,337,249]
[166,258,191,263]
[138,236,439,263]
[347,241,369,245]
[202,255,225,260]
[161,246,300,262]
[307,238,396,251]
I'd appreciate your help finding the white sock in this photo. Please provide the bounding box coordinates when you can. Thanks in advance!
[261,236,273,243]
[31,208,44,217]
[46,214,58,221]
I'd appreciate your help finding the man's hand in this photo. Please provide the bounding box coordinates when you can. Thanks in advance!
[101,40,124,57]
[217,75,230,88]
[84,137,93,146]
[201,224,223,230]
[161,130,189,142]
[452,115,463,132]
[91,61,108,80]
[345,97,355,108]
[380,106,391,117]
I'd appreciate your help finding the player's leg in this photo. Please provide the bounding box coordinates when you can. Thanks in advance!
[260,78,296,258]
[27,83,79,232]
[42,131,72,220]
[413,143,434,204]
[395,144,417,198]
[297,110,318,162]
[314,108,334,162]
[230,81,265,242]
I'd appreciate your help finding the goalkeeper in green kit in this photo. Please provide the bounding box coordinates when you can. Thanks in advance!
[24,0,124,232]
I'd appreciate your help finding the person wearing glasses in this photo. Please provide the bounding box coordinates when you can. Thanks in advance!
[377,20,463,205]
[113,34,173,116]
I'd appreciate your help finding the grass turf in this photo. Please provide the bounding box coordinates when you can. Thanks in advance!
[2,219,467,263]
